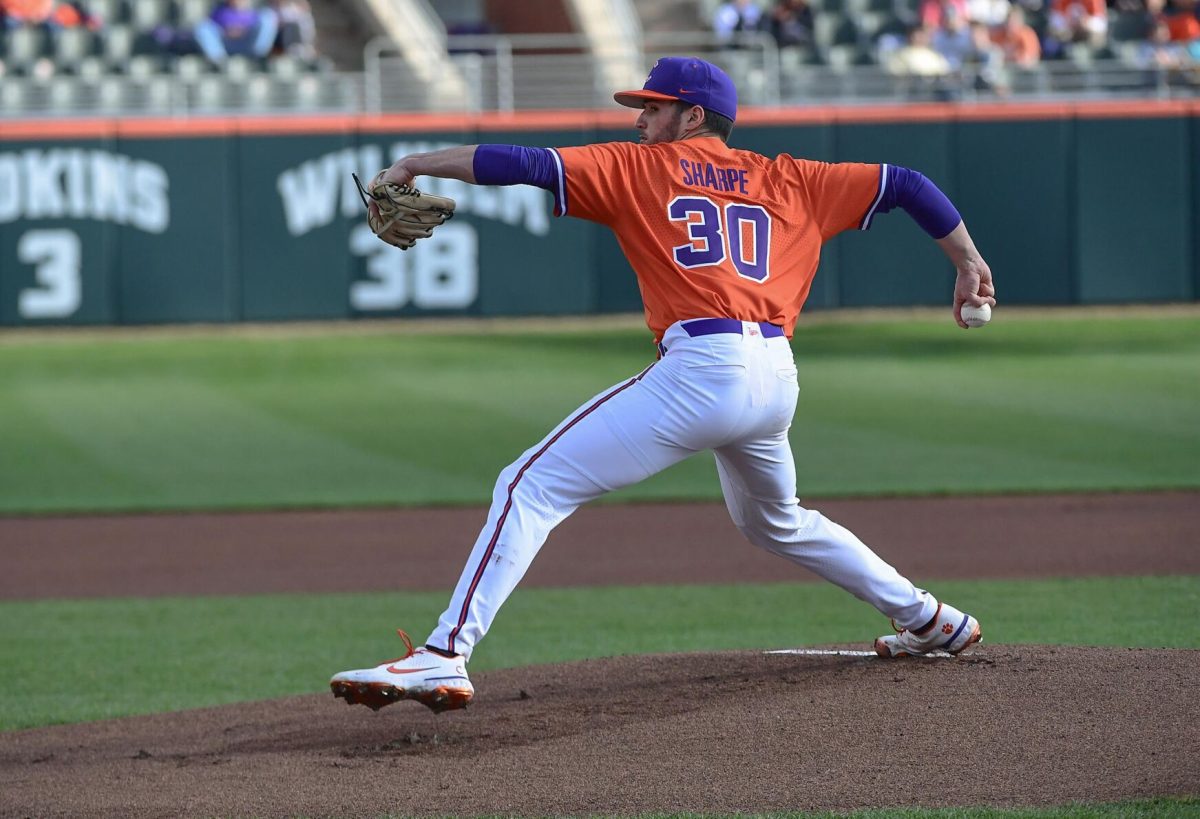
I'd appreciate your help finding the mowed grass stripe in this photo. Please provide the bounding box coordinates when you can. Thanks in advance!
[794,352,1198,495]
[1,314,1197,514]
[11,378,476,509]
[2,575,1197,731]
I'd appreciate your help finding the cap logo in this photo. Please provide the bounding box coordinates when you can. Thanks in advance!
[614,56,738,122]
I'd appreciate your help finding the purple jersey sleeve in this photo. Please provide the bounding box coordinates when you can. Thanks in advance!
[473,145,560,191]
[859,164,962,240]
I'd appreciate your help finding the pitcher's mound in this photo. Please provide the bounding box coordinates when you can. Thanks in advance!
[4,645,1197,817]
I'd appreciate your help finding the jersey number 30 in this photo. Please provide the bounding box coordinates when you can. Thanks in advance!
[668,196,771,283]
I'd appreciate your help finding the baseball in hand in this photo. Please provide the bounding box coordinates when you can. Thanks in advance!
[961,303,992,328]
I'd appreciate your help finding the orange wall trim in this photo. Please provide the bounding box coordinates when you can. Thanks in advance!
[1,99,1197,141]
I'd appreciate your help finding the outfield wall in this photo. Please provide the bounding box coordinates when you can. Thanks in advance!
[1,100,1196,326]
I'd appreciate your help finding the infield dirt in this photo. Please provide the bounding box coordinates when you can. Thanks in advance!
[2,491,1198,817]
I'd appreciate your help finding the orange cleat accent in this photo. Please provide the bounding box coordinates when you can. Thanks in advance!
[330,679,473,713]
[329,629,474,713]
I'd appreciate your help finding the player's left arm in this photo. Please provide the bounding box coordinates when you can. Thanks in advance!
[865,165,996,329]
[379,144,576,214]
[379,145,481,186]
[380,145,562,192]
[381,143,626,224]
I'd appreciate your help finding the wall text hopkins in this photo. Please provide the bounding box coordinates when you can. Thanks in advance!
[0,149,169,233]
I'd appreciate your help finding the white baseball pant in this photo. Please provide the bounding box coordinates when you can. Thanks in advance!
[428,319,938,659]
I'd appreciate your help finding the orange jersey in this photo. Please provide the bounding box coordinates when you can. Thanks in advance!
[553,136,880,340]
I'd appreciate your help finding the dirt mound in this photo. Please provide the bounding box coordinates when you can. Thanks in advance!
[5,492,1199,600]
[3,645,1196,817]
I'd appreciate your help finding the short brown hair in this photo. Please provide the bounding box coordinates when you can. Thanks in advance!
[675,101,735,142]
[702,108,735,141]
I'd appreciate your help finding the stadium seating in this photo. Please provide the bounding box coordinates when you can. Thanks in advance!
[0,0,337,114]
[0,0,1194,116]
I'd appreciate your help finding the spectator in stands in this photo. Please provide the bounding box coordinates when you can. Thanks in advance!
[1137,14,1200,82]
[0,0,99,76]
[767,0,814,49]
[1,0,51,28]
[1139,13,1188,58]
[964,0,1011,26]
[932,3,975,67]
[886,22,958,96]
[919,0,968,28]
[930,1,1008,92]
[714,0,763,47]
[1046,0,1109,53]
[0,0,51,76]
[267,0,316,59]
[1161,0,1200,57]
[966,20,1010,91]
[193,0,278,65]
[1,0,99,31]
[993,5,1042,65]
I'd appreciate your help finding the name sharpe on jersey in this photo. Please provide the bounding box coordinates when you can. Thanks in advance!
[678,160,749,194]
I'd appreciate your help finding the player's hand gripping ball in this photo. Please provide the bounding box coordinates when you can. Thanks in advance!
[353,171,456,250]
[961,303,992,328]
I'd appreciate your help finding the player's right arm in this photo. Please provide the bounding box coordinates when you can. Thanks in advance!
[796,159,996,329]
[937,222,996,329]
[863,165,995,328]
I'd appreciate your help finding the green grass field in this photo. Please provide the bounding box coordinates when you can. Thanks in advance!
[3,575,1198,732]
[1,312,1197,514]
[2,312,1197,818]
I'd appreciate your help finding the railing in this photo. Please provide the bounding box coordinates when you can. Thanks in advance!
[361,30,1197,114]
[0,72,364,118]
[0,30,1195,119]
[777,56,1190,104]
[362,31,780,114]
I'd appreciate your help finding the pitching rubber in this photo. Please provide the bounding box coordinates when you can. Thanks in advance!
[330,680,473,714]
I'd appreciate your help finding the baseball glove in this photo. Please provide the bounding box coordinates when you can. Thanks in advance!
[352,171,456,250]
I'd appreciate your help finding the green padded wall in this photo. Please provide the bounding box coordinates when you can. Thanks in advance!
[1074,116,1193,302]
[119,137,236,323]
[833,122,956,307]
[953,119,1073,305]
[1,108,1197,327]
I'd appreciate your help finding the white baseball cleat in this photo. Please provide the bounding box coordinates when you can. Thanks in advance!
[874,601,982,658]
[330,630,473,713]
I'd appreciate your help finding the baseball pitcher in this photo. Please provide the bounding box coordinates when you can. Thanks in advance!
[332,57,996,713]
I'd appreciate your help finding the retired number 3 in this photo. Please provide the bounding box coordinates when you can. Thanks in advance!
[667,196,771,283]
